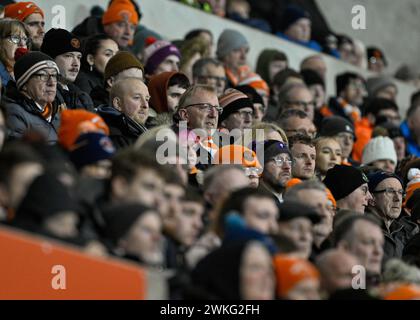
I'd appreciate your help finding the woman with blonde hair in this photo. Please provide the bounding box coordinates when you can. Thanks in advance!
[241,121,288,151]
[314,136,342,180]
[0,18,31,86]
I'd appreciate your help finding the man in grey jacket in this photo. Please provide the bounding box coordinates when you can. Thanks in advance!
[2,51,65,144]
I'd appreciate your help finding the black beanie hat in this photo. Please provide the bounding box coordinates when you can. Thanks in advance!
[102,203,154,244]
[15,172,79,224]
[279,5,310,32]
[191,240,251,299]
[252,140,291,165]
[323,165,369,200]
[319,116,355,138]
[14,51,59,90]
[41,28,82,59]
[235,85,264,106]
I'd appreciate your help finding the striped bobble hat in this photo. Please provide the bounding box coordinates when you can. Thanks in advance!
[218,88,253,123]
[14,51,59,90]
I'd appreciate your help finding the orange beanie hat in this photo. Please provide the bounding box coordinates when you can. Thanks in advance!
[385,284,420,300]
[58,110,110,150]
[102,0,139,26]
[214,144,262,170]
[285,178,302,189]
[4,2,44,21]
[273,254,320,298]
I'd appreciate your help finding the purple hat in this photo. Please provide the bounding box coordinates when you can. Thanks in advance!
[143,40,181,75]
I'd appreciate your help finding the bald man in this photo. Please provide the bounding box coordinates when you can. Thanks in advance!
[97,77,149,149]
[110,77,150,125]
[316,249,360,297]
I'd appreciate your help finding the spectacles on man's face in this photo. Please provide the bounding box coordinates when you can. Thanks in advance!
[271,156,293,167]
[286,100,315,112]
[198,75,227,84]
[285,128,317,139]
[33,73,58,82]
[7,35,30,45]
[373,188,405,198]
[244,167,263,177]
[182,103,223,115]
[235,110,254,118]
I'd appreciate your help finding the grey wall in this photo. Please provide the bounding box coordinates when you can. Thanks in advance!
[36,0,418,114]
[317,0,420,75]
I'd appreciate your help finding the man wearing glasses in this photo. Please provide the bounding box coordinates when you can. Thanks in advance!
[218,88,254,134]
[3,51,62,143]
[278,83,315,121]
[259,140,293,202]
[366,171,419,261]
[192,58,226,97]
[176,84,223,166]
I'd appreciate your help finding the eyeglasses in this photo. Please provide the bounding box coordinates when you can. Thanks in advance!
[373,188,405,197]
[235,110,254,118]
[286,100,315,112]
[182,103,223,115]
[285,129,317,139]
[198,75,227,84]
[271,157,293,167]
[244,167,263,177]
[7,35,29,45]
[33,73,58,82]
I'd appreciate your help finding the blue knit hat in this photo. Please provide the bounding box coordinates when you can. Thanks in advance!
[367,171,403,193]
[279,5,310,32]
[69,132,115,169]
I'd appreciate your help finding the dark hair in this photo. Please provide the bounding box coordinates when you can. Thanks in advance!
[192,57,224,79]
[332,214,381,247]
[183,186,204,203]
[336,34,354,47]
[80,33,114,72]
[407,90,420,118]
[288,133,314,149]
[336,72,363,96]
[365,98,398,117]
[0,141,43,187]
[184,29,213,41]
[272,68,303,88]
[215,187,277,237]
[111,147,167,183]
[168,73,190,90]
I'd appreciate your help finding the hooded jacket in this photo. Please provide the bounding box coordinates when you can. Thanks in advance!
[147,71,178,114]
[97,104,147,149]
[187,240,254,299]
[11,171,84,245]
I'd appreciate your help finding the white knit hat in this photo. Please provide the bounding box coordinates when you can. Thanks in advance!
[362,136,397,165]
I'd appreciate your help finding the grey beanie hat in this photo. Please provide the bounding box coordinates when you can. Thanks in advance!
[366,77,397,98]
[216,29,249,60]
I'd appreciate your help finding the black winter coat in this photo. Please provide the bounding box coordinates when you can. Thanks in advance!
[97,105,147,149]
